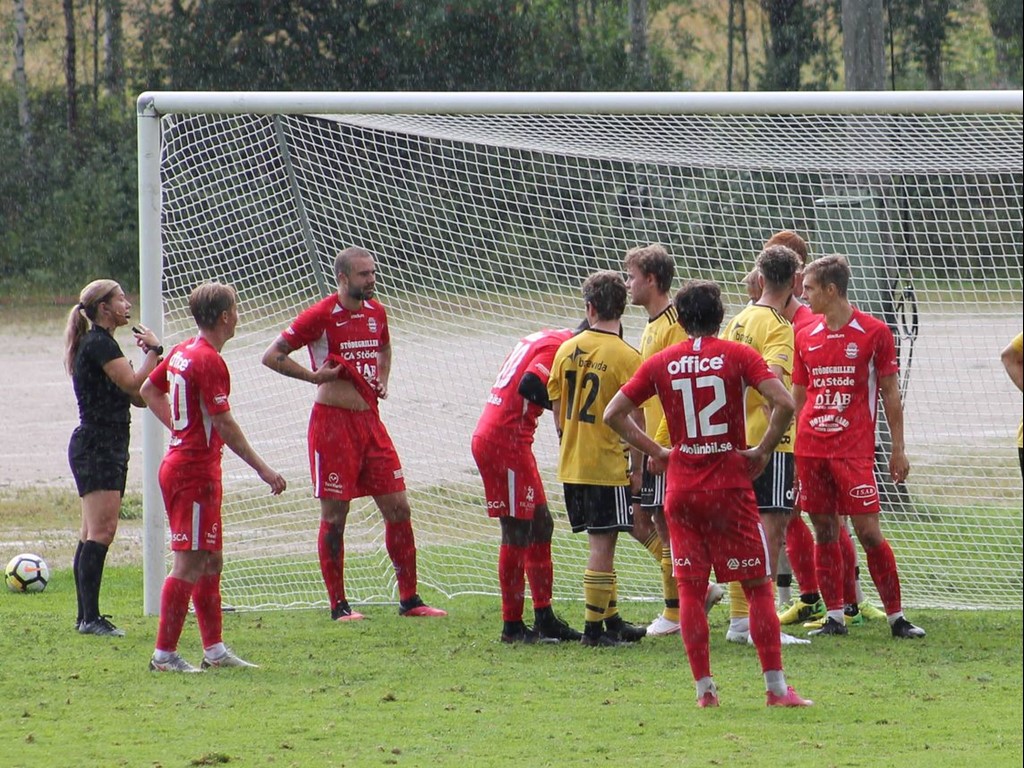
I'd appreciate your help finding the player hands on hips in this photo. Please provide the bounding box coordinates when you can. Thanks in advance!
[605,279,812,707]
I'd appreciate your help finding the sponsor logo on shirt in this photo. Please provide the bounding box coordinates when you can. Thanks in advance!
[673,556,693,568]
[667,353,724,375]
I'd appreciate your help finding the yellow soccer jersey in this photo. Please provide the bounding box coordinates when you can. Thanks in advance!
[721,304,795,452]
[639,305,688,446]
[1013,332,1023,448]
[548,329,641,485]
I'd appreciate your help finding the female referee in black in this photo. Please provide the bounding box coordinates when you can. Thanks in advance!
[64,279,162,636]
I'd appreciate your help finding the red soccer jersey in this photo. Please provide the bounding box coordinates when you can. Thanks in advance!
[473,328,574,446]
[792,308,899,458]
[620,335,775,492]
[148,336,231,478]
[282,294,390,401]
[791,301,816,332]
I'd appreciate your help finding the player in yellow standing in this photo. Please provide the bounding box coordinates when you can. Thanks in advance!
[720,244,809,646]
[548,271,647,646]
[624,244,724,636]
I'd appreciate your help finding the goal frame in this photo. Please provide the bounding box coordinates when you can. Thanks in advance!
[137,89,1023,615]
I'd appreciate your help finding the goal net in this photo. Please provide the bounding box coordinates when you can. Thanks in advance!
[137,91,1023,614]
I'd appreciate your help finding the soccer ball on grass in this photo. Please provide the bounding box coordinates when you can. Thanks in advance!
[5,553,49,593]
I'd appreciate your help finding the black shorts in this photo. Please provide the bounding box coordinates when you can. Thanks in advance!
[639,465,666,511]
[68,424,130,497]
[751,452,795,513]
[563,483,633,534]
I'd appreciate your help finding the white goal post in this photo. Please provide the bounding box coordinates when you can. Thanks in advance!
[137,90,1023,616]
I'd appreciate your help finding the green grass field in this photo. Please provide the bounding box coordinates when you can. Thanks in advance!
[1,566,1020,768]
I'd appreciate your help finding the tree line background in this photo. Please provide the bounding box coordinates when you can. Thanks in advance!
[1,0,1021,296]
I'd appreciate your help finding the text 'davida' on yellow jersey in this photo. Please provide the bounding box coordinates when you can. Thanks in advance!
[547,329,641,485]
[720,303,795,452]
[639,304,688,446]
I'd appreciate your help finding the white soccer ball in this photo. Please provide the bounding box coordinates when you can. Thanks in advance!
[4,553,49,593]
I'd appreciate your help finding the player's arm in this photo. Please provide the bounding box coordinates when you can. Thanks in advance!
[549,398,563,440]
[1001,338,1024,392]
[878,373,910,484]
[140,378,173,431]
[376,341,392,399]
[519,372,553,410]
[211,410,287,495]
[261,336,338,384]
[738,376,794,479]
[604,391,671,472]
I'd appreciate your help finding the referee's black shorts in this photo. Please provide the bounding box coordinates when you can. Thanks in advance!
[68,424,130,497]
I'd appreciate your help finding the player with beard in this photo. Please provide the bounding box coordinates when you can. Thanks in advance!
[262,247,446,620]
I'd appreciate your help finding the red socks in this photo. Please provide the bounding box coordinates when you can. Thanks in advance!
[192,573,223,650]
[156,576,194,653]
[317,520,346,609]
[525,541,553,611]
[385,519,418,602]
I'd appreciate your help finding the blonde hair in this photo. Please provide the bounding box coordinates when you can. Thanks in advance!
[189,282,237,330]
[64,279,120,375]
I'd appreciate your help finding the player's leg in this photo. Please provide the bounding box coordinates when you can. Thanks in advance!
[497,516,532,641]
[151,548,209,673]
[362,413,445,617]
[636,466,684,636]
[850,512,925,638]
[374,490,444,616]
[838,457,924,638]
[76,489,123,636]
[779,511,824,623]
[318,498,359,620]
[527,503,582,641]
[798,456,848,637]
[473,435,534,640]
[309,404,363,621]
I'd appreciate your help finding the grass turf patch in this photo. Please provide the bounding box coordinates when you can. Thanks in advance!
[1,565,1021,768]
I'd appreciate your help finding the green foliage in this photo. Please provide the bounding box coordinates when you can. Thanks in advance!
[0,86,137,295]
[0,567,1022,767]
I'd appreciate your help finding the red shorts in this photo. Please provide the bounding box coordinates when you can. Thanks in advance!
[158,460,223,552]
[308,403,405,501]
[796,455,880,516]
[664,486,769,583]
[471,434,547,520]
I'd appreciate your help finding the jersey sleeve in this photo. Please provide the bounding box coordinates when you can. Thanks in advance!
[147,353,171,393]
[791,332,808,386]
[761,321,794,377]
[198,351,232,416]
[739,344,776,389]
[873,323,900,379]
[620,357,658,406]
[546,347,566,403]
[524,344,558,387]
[282,300,326,350]
[91,332,125,367]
